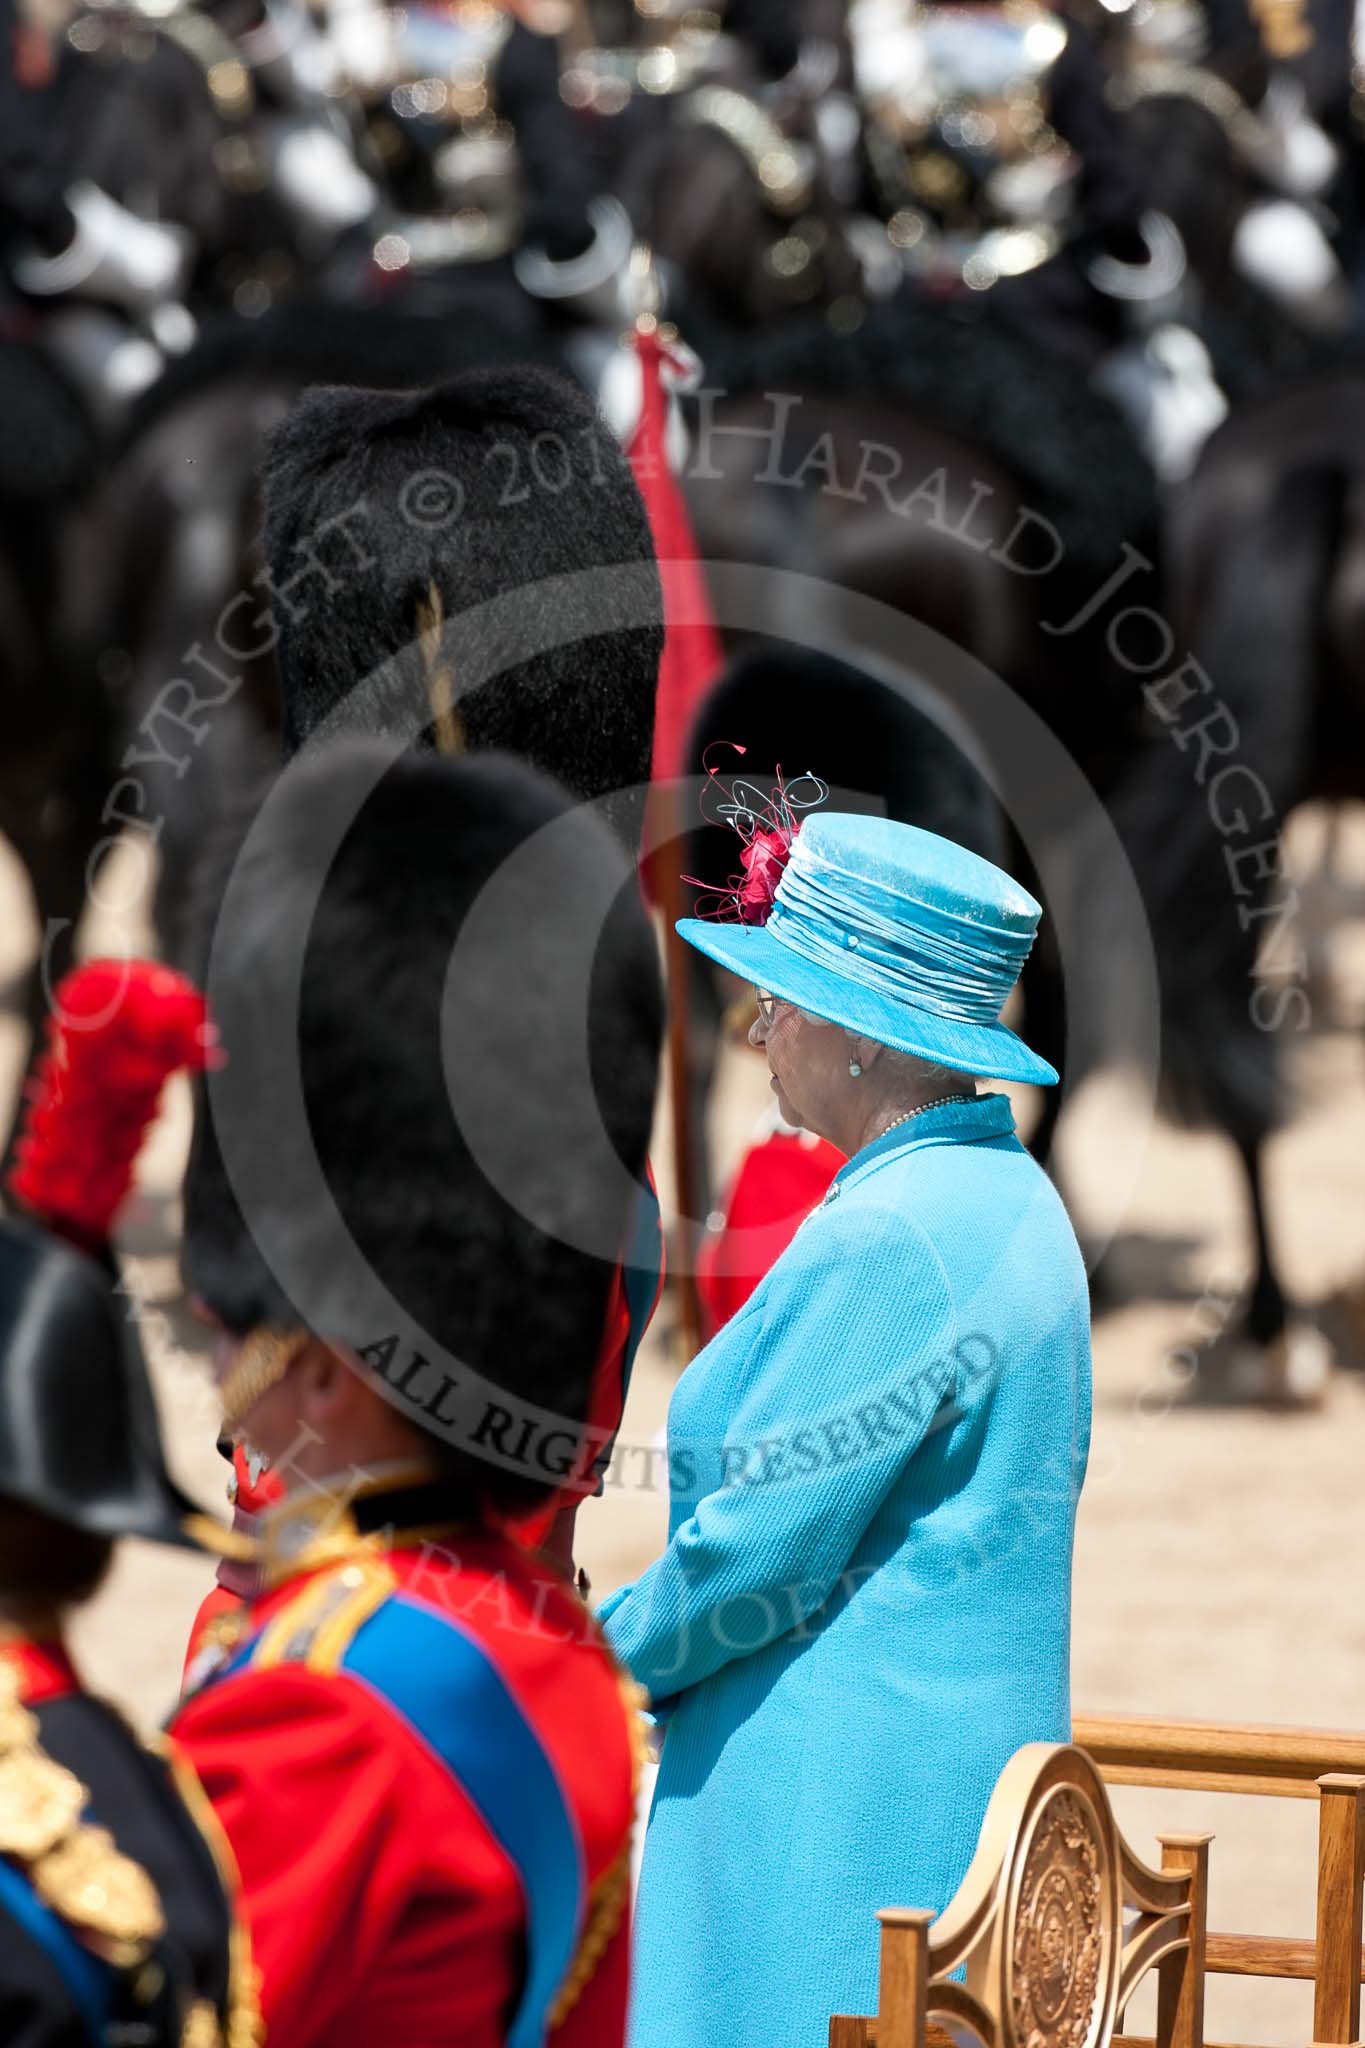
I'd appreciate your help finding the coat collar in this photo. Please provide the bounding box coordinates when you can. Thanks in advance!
[826,1091,1016,1202]
[257,1461,478,1590]
[0,1630,80,1706]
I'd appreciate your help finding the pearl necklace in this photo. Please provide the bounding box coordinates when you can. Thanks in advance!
[877,1094,972,1139]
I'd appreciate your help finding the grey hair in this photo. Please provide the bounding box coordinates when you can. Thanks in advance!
[875,1045,975,1092]
[792,1006,974,1092]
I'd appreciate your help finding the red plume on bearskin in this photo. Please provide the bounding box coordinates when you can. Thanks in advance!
[8,959,218,1252]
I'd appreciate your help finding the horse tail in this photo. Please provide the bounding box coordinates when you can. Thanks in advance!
[1111,462,1344,1139]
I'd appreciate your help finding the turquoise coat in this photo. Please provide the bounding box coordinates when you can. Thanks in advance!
[600,1093,1091,2048]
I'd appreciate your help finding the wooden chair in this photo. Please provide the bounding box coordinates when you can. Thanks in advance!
[830,1742,1210,2048]
[1075,1712,1365,2048]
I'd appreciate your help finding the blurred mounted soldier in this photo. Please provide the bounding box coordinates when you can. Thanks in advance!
[0,0,190,318]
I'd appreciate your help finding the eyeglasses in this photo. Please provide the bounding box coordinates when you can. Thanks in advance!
[755,989,778,1026]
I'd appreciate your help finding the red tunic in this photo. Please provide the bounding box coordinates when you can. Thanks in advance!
[171,1529,636,2048]
[2,1634,78,1705]
[697,1126,843,1336]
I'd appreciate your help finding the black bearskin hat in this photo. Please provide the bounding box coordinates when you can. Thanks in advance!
[259,367,663,842]
[684,641,1003,899]
[0,1219,203,1548]
[182,742,662,1516]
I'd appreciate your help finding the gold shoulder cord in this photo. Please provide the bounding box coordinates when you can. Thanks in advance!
[251,1553,396,1674]
[548,1650,652,2032]
[0,1641,263,2048]
[157,1737,266,2048]
[0,1653,165,1969]
[161,1559,400,2047]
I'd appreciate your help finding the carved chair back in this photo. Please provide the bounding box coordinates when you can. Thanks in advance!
[1074,1712,1365,2047]
[830,1742,1210,2048]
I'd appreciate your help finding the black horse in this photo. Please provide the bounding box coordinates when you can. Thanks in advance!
[1106,362,1365,1395]
[675,290,1164,1192]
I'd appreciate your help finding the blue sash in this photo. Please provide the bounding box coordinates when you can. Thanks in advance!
[223,1591,586,2048]
[0,1852,112,2045]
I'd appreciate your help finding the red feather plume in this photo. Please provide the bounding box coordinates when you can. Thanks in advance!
[8,958,218,1252]
[684,746,829,926]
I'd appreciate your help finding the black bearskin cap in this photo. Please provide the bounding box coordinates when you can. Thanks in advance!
[684,641,1003,896]
[260,367,663,842]
[182,742,662,1515]
[0,1219,203,1548]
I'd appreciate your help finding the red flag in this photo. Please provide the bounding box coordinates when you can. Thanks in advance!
[627,325,722,786]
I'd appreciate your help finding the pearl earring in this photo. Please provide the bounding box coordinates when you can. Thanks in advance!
[848,1058,862,1078]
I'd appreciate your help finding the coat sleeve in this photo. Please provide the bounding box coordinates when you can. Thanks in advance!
[600,1206,959,1703]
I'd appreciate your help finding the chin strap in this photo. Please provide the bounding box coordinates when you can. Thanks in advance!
[217,1327,309,1437]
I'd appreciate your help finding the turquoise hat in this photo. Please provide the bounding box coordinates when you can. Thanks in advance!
[677,812,1057,1087]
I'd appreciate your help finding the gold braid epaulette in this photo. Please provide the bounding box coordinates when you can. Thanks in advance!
[547,1667,652,2031]
[163,1556,402,2048]
[158,1737,266,2048]
[0,1652,166,1973]
[0,1643,260,2048]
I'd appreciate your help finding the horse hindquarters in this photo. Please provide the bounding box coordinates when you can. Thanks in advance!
[1109,463,1342,1350]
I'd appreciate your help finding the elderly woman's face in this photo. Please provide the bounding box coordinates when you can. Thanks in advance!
[749,991,847,1133]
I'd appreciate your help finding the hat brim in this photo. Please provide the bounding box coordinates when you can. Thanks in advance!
[677,919,1059,1087]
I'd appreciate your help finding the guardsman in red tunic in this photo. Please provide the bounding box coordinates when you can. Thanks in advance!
[171,740,664,2047]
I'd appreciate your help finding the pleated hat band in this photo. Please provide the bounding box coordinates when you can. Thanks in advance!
[765,818,1039,1027]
